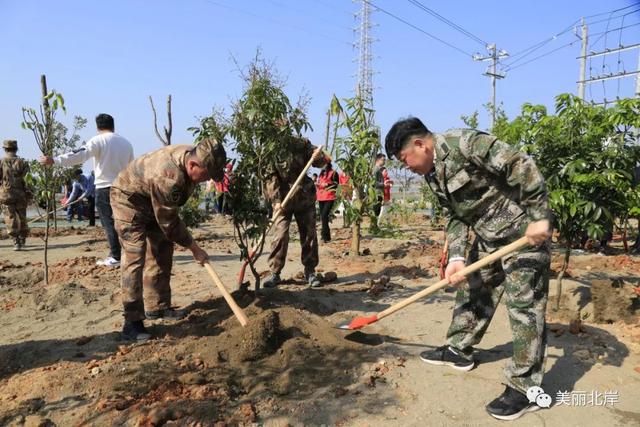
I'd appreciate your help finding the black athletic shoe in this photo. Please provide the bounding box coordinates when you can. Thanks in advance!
[122,320,151,341]
[263,273,281,288]
[419,345,475,372]
[145,308,187,320]
[486,385,540,421]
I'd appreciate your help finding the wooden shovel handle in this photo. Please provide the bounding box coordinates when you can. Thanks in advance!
[377,236,529,320]
[205,262,249,327]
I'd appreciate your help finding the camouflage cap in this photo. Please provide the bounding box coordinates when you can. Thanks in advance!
[3,140,17,150]
[194,138,227,181]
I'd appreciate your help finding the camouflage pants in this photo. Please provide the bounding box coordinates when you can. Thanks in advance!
[2,200,28,239]
[268,202,319,276]
[114,216,174,322]
[446,238,550,394]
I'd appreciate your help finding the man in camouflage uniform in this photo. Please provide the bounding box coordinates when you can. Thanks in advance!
[0,140,30,251]
[111,138,226,341]
[385,117,551,421]
[262,137,331,288]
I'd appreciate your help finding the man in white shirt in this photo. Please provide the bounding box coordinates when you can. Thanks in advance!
[41,113,134,267]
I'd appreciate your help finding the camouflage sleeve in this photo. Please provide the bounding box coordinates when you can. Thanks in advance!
[302,138,327,168]
[444,210,470,260]
[262,172,282,204]
[462,133,550,222]
[150,178,194,247]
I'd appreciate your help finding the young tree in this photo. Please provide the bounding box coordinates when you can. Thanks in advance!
[21,75,67,285]
[460,110,479,129]
[332,95,380,255]
[226,55,311,288]
[494,94,640,310]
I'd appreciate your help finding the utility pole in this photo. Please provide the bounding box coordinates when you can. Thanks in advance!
[354,0,374,107]
[636,47,640,98]
[474,44,509,128]
[577,18,588,100]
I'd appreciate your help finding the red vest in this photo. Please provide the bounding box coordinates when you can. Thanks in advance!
[316,169,337,201]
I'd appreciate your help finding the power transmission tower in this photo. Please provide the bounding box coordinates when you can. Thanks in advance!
[354,0,375,107]
[473,44,509,128]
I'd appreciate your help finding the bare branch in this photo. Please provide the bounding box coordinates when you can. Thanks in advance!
[149,95,167,145]
[164,94,172,145]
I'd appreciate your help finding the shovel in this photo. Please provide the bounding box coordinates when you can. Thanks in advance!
[236,146,326,286]
[204,262,249,327]
[336,236,529,330]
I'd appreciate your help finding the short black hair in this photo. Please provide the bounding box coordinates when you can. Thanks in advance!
[385,117,431,159]
[376,153,386,160]
[74,169,83,176]
[95,113,115,131]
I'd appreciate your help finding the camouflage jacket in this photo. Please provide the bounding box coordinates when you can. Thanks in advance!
[111,145,197,247]
[262,137,327,209]
[0,154,30,204]
[425,129,549,260]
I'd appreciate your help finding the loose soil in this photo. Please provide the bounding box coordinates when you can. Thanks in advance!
[1,214,639,426]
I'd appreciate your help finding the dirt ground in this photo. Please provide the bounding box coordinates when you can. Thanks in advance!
[1,215,639,426]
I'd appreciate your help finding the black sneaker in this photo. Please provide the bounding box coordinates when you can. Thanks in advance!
[122,320,151,341]
[419,345,475,372]
[263,273,281,288]
[486,385,540,421]
[145,308,187,320]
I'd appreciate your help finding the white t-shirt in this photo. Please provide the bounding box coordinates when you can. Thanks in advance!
[54,132,134,189]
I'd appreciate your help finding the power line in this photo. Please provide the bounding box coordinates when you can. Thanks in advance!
[264,0,352,31]
[505,7,640,67]
[584,3,640,19]
[405,0,488,47]
[503,20,640,72]
[585,7,640,26]
[203,0,351,46]
[503,21,579,67]
[363,0,473,57]
[504,39,580,72]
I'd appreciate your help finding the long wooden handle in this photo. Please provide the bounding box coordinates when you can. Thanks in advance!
[28,196,85,224]
[204,263,249,327]
[377,236,529,320]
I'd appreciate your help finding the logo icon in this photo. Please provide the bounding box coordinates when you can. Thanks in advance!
[527,386,552,408]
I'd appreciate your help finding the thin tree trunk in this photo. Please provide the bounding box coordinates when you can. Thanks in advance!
[44,197,50,285]
[555,245,571,311]
[351,221,360,256]
[622,216,628,252]
[41,74,51,285]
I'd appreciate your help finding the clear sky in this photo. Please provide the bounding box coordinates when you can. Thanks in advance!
[1,0,639,165]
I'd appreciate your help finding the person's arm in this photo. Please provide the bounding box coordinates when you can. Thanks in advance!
[66,181,84,205]
[262,172,282,205]
[301,138,330,168]
[150,178,194,248]
[51,140,99,167]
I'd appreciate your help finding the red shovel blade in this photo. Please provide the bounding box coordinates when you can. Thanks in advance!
[336,314,379,330]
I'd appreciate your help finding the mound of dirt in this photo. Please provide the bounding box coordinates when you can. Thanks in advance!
[0,267,44,289]
[231,311,283,362]
[591,279,639,323]
[36,282,101,312]
[48,256,118,285]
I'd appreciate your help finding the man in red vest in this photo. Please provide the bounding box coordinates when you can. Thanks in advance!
[316,162,339,243]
